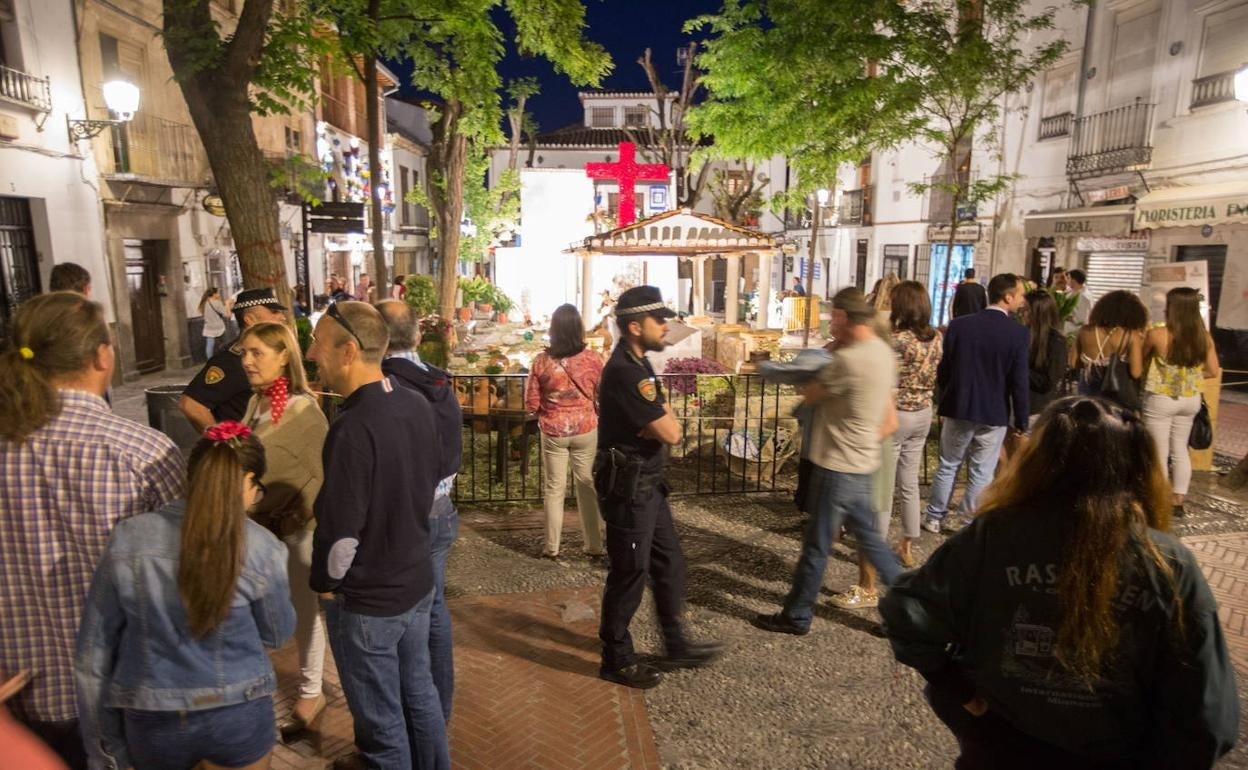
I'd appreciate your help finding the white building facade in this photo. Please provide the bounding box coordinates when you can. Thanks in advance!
[0,0,110,337]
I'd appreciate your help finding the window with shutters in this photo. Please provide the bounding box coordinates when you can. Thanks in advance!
[1191,3,1248,108]
[590,107,615,128]
[1107,5,1159,107]
[1038,62,1076,139]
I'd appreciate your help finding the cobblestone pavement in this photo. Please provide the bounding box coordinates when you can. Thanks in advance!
[104,372,1248,768]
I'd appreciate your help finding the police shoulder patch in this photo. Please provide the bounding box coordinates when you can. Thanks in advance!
[637,378,657,402]
[204,366,225,385]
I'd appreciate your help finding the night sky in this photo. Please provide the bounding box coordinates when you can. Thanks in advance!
[391,0,723,134]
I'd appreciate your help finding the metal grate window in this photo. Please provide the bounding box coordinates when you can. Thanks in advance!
[0,197,40,342]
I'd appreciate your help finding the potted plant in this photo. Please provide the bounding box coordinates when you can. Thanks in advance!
[404,274,438,318]
[492,287,515,323]
[458,276,486,321]
[475,279,494,316]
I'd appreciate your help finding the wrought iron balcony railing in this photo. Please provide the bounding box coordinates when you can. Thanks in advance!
[1038,111,1071,140]
[838,187,871,226]
[1190,70,1237,110]
[0,64,52,113]
[102,112,211,185]
[1066,100,1155,179]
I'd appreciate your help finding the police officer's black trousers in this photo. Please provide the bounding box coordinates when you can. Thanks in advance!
[598,484,688,669]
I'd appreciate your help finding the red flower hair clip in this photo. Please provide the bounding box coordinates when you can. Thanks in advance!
[204,421,253,445]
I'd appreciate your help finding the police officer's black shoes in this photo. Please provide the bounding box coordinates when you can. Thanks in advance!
[599,661,663,689]
[656,641,724,671]
[751,612,810,636]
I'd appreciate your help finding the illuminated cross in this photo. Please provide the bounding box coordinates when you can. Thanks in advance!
[585,141,670,228]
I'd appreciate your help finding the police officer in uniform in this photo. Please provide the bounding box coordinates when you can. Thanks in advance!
[179,287,287,431]
[596,286,722,689]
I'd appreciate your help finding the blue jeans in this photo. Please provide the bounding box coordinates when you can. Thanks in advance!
[124,696,275,770]
[924,418,1007,524]
[323,591,449,770]
[429,495,459,723]
[782,466,901,628]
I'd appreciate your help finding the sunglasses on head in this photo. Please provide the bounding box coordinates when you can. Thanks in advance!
[326,302,365,349]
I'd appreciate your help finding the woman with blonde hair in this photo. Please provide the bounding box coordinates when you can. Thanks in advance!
[77,423,296,770]
[237,321,331,737]
[524,304,605,560]
[1142,287,1221,517]
[881,396,1237,767]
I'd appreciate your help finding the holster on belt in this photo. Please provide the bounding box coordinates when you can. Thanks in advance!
[594,447,648,501]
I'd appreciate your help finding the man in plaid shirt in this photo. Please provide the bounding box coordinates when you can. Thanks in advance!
[0,292,185,768]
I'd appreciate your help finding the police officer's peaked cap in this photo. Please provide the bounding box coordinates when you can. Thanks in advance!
[614,286,676,319]
[233,287,287,312]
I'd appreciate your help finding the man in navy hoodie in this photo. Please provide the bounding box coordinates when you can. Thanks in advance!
[308,301,447,769]
[377,299,462,723]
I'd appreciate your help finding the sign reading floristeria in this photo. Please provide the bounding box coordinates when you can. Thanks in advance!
[1135,183,1248,230]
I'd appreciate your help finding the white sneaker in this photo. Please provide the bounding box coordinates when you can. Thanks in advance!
[921,518,942,534]
[828,585,879,610]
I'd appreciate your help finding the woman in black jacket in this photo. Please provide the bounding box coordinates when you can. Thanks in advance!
[880,396,1238,769]
[1025,290,1068,424]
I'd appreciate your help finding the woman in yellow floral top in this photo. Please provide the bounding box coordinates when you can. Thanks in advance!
[888,281,942,567]
[1141,287,1220,517]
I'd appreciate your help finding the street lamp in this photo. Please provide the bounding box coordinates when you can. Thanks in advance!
[68,79,140,141]
[803,187,832,347]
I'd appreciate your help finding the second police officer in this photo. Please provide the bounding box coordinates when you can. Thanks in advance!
[596,286,722,689]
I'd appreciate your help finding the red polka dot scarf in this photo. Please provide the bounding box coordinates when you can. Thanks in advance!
[264,376,290,425]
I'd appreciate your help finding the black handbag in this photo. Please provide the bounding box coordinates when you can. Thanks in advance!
[1098,335,1141,411]
[1189,396,1213,450]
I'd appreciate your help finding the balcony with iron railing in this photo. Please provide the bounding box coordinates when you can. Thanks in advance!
[838,187,871,226]
[1066,99,1155,179]
[0,64,52,113]
[100,112,211,185]
[1190,70,1238,110]
[922,172,973,223]
[1038,111,1071,140]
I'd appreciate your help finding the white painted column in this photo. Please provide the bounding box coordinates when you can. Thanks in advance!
[580,253,594,323]
[755,251,773,329]
[725,253,741,324]
[692,255,707,315]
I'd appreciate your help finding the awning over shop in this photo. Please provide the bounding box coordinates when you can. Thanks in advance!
[1023,205,1135,238]
[1135,182,1248,230]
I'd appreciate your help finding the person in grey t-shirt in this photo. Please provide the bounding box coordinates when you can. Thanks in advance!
[753,288,902,636]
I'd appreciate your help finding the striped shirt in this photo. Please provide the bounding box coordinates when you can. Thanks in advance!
[0,390,186,722]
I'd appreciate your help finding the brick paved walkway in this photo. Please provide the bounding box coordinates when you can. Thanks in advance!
[270,586,658,769]
[1186,532,1248,674]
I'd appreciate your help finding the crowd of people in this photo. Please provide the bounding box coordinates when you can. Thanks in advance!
[0,263,1240,768]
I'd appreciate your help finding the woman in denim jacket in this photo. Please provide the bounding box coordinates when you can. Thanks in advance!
[76,423,296,770]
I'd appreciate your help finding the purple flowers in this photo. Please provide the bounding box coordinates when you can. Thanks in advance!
[663,356,729,395]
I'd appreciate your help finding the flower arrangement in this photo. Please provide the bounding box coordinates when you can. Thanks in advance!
[205,421,252,444]
[663,356,730,395]
[404,274,438,318]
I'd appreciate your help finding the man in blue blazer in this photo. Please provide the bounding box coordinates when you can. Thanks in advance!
[922,273,1029,533]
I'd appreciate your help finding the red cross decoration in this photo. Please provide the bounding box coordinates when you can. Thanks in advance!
[585,142,670,228]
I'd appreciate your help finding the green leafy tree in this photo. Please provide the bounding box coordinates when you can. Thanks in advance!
[901,0,1069,319]
[318,0,611,317]
[687,0,922,213]
[162,0,330,311]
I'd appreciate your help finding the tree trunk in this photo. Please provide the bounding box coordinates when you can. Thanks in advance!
[181,76,291,313]
[163,0,290,312]
[365,48,387,296]
[429,99,467,318]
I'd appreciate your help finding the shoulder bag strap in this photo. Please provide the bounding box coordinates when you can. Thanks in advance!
[555,357,598,414]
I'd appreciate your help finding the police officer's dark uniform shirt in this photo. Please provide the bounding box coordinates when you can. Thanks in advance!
[598,343,666,470]
[183,342,252,423]
[879,508,1239,766]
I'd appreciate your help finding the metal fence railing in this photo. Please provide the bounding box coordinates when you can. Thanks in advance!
[316,372,960,506]
[446,372,803,504]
